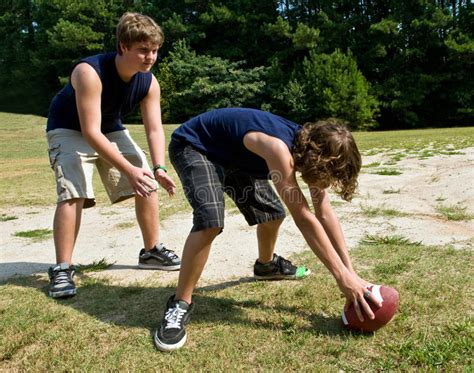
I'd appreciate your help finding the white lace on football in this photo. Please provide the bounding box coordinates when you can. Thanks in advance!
[164,306,187,329]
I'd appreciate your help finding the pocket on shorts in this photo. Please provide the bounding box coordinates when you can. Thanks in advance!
[48,143,61,169]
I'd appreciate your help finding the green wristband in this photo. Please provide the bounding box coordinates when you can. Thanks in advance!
[152,164,168,173]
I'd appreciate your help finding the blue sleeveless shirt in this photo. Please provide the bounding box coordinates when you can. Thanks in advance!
[172,108,302,179]
[47,52,152,133]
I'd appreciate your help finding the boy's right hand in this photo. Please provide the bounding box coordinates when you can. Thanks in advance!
[338,271,382,322]
[126,166,157,198]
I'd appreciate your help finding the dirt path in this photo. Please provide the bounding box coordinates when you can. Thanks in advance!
[1,148,473,285]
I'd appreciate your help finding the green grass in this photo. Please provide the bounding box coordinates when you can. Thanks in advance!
[0,113,473,370]
[1,242,472,371]
[13,228,52,240]
[390,152,406,162]
[436,204,473,221]
[115,221,135,229]
[360,205,409,218]
[76,259,115,273]
[1,113,472,214]
[372,168,403,176]
[0,214,17,221]
[360,234,422,246]
[382,188,401,194]
[418,149,436,159]
[362,161,380,168]
[440,150,464,155]
[353,126,474,154]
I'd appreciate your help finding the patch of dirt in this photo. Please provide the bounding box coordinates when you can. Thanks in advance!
[1,148,473,285]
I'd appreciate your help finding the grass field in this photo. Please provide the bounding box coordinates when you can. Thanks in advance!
[1,241,472,371]
[1,112,473,211]
[1,113,473,370]
[0,112,187,219]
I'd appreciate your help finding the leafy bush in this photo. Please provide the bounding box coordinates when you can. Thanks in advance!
[274,50,379,129]
[159,41,267,123]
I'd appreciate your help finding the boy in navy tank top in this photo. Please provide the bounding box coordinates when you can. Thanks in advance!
[46,13,181,299]
[154,108,381,352]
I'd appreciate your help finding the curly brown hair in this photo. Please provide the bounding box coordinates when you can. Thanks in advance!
[293,118,361,201]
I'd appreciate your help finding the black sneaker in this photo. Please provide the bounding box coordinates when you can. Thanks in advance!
[48,262,77,298]
[154,295,194,352]
[253,253,310,280]
[138,243,181,271]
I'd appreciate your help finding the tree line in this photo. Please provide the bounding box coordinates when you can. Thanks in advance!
[0,0,472,130]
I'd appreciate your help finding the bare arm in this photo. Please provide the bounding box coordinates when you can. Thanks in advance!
[71,63,155,197]
[310,188,354,272]
[140,76,176,196]
[243,131,380,320]
[310,188,373,289]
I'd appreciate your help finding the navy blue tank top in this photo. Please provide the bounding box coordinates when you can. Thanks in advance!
[47,52,152,133]
[172,108,302,179]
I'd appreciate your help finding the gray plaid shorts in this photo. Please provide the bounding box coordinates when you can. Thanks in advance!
[169,139,286,232]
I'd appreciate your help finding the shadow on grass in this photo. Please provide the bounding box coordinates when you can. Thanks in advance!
[0,262,153,280]
[1,274,347,337]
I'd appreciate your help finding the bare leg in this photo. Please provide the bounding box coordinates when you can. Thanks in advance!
[135,191,159,250]
[256,218,284,263]
[53,198,85,264]
[175,227,222,304]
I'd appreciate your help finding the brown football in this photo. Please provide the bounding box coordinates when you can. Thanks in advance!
[342,285,399,332]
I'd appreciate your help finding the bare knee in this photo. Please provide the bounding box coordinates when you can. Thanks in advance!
[200,227,222,238]
[259,218,284,230]
[56,198,85,211]
[190,227,222,245]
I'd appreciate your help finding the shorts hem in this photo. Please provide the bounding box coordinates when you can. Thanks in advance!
[191,221,224,233]
[110,191,135,204]
[247,213,286,226]
[57,195,96,209]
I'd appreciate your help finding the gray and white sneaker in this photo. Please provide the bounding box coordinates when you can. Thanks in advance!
[48,262,77,298]
[138,243,181,271]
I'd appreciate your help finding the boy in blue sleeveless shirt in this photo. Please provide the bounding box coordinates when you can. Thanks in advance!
[154,108,381,351]
[46,13,180,299]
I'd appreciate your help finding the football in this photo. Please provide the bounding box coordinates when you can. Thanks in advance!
[342,284,399,332]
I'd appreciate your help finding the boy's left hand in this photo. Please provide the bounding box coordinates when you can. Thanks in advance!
[155,169,176,196]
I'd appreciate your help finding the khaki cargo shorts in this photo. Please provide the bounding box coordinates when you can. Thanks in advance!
[46,128,158,208]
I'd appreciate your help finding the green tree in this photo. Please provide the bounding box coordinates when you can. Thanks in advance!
[0,0,127,114]
[0,0,471,128]
[0,0,38,113]
[35,0,124,86]
[276,49,379,129]
[158,40,267,123]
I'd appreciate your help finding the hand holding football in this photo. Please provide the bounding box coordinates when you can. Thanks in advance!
[342,285,399,332]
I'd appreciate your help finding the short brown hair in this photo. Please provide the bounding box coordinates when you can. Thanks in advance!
[293,119,361,201]
[116,12,164,55]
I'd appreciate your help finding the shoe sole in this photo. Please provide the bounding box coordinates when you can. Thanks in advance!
[138,263,181,271]
[154,330,187,352]
[49,289,77,298]
[254,268,311,281]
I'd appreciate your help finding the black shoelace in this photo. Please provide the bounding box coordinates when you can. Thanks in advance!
[277,256,295,271]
